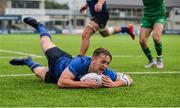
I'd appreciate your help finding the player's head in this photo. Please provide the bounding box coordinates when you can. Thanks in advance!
[90,47,112,74]
[92,47,112,61]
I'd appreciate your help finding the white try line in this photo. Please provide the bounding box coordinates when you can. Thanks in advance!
[125,71,180,74]
[0,71,180,77]
[0,49,43,58]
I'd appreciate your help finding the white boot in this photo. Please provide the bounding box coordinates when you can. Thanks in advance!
[156,56,164,69]
[145,59,157,68]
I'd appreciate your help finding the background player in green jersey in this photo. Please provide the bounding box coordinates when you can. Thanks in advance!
[139,0,166,68]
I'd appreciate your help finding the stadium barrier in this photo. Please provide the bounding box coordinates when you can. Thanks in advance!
[0,29,62,34]
[1,29,180,35]
[163,30,180,35]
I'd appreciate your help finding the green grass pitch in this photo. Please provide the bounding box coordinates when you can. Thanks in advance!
[0,34,180,107]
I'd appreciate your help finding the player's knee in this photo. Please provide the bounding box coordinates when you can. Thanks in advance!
[152,33,161,42]
[153,37,160,43]
[139,39,147,47]
[99,29,109,37]
[87,23,97,33]
[139,38,146,44]
[82,27,95,40]
[33,67,47,81]
[82,32,91,40]
[99,32,109,37]
[40,36,50,43]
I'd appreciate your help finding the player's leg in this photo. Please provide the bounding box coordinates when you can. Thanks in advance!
[152,16,166,69]
[23,17,73,83]
[23,17,56,53]
[23,17,56,79]
[9,57,48,81]
[152,22,165,69]
[139,28,157,68]
[80,20,100,56]
[139,18,157,68]
[10,17,53,81]
[33,66,48,81]
[99,24,135,40]
[93,12,135,39]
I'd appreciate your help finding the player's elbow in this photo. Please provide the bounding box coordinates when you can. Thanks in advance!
[57,78,66,88]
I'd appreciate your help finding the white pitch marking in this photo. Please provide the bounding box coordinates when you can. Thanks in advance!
[125,71,180,74]
[0,49,43,58]
[0,71,180,77]
[0,56,45,59]
[112,55,143,58]
[0,74,34,77]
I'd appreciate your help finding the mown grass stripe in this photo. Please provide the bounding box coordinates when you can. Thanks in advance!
[0,71,180,77]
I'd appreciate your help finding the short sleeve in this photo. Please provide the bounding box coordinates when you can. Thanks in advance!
[68,57,84,77]
[103,69,117,81]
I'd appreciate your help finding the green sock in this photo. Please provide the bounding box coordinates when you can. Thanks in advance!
[142,48,153,62]
[155,41,162,56]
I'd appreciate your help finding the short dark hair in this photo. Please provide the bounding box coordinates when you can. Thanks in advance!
[92,47,112,61]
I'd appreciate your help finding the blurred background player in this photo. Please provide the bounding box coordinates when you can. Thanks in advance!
[139,0,166,68]
[79,0,135,56]
[9,17,133,88]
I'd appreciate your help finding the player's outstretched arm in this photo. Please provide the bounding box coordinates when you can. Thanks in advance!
[102,73,133,88]
[57,68,100,88]
[116,73,133,86]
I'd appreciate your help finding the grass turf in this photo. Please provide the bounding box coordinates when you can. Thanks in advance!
[0,34,180,107]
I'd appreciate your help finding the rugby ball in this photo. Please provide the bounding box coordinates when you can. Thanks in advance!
[80,73,102,86]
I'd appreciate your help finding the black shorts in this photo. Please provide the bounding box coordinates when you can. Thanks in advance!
[45,47,72,83]
[91,12,109,28]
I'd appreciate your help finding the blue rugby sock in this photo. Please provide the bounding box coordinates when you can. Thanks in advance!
[24,59,42,72]
[37,24,52,39]
[121,27,128,33]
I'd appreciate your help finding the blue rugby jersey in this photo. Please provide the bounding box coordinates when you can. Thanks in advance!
[86,0,108,15]
[54,56,117,82]
[54,56,72,81]
[68,56,117,81]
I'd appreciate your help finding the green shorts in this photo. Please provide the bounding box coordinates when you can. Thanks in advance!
[141,15,167,29]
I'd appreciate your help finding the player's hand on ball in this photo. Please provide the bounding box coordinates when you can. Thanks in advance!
[83,78,101,88]
[101,75,115,88]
